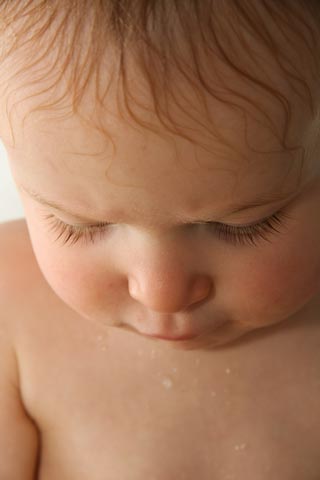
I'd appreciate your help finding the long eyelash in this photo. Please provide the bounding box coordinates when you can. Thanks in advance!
[211,209,292,247]
[43,209,292,248]
[43,214,111,246]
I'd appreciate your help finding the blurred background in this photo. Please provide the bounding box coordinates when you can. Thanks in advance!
[0,140,24,223]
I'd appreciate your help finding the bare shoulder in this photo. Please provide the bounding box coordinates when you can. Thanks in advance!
[0,219,31,305]
[0,219,41,479]
[0,218,40,294]
[0,219,53,333]
[0,218,35,274]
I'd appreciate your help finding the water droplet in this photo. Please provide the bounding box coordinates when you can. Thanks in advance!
[211,391,217,397]
[225,367,231,374]
[162,377,173,389]
[172,367,178,373]
[234,442,247,451]
[96,334,107,351]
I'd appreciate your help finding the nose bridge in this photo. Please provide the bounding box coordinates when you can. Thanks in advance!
[128,229,191,277]
[125,231,212,313]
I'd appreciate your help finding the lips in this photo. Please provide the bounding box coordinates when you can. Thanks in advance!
[118,317,199,341]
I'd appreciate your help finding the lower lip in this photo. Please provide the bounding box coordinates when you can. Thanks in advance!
[144,333,197,341]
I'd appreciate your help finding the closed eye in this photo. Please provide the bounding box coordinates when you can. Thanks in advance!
[41,208,293,248]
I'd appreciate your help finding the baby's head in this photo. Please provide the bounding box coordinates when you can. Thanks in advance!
[0,0,320,351]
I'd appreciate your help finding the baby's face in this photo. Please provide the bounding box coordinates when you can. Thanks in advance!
[1,47,320,351]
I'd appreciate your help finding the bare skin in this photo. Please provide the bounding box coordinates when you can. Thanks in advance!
[3,219,320,480]
[1,4,320,478]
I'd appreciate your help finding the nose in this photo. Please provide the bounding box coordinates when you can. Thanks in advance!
[129,271,212,313]
[127,238,212,313]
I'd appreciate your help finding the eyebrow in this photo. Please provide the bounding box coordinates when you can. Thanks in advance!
[18,184,293,224]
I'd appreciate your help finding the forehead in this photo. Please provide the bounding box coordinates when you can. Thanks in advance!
[0,33,316,221]
[5,97,305,224]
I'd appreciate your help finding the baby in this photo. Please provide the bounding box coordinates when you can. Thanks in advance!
[1,0,320,478]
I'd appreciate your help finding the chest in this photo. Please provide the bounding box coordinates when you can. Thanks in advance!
[16,313,320,480]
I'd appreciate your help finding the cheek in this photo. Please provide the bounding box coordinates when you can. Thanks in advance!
[231,234,320,326]
[31,238,111,311]
[36,250,132,325]
[54,262,116,311]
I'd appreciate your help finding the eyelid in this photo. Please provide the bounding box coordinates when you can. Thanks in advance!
[40,191,295,230]
[43,205,293,249]
[48,209,278,230]
[70,221,111,228]
[90,198,291,229]
[218,201,290,225]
